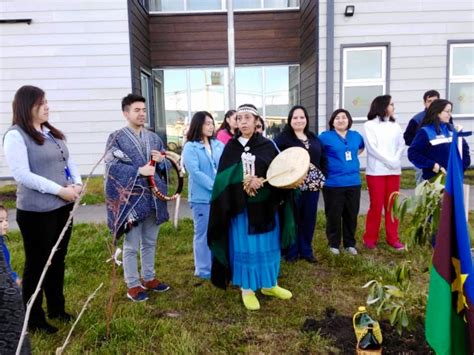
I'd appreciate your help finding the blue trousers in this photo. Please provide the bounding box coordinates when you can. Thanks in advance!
[287,190,319,259]
[190,202,212,279]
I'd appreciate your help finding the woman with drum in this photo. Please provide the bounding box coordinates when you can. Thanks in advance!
[274,105,326,263]
[216,109,237,144]
[182,111,224,280]
[207,104,295,311]
[362,95,405,250]
[319,109,364,255]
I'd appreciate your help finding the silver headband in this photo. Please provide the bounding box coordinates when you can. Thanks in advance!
[237,106,259,117]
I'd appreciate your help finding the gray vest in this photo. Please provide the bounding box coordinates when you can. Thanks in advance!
[9,126,69,212]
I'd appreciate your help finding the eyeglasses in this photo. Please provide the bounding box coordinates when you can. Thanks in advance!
[442,110,452,114]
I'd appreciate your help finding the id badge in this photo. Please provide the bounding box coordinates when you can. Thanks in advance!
[345,151,352,161]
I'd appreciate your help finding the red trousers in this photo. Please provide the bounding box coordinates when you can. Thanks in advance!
[363,175,401,246]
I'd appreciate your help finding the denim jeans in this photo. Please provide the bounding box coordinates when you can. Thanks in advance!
[190,202,212,279]
[123,215,160,288]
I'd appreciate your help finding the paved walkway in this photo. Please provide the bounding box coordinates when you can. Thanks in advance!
[6,188,474,230]
[8,189,414,230]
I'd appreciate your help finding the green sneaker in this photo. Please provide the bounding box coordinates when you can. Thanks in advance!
[242,292,260,310]
[261,285,292,300]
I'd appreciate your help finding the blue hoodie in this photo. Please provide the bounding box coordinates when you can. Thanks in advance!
[182,139,224,203]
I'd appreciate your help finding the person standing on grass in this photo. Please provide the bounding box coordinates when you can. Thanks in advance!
[216,109,237,144]
[208,104,295,311]
[105,94,170,303]
[0,206,21,285]
[3,85,82,334]
[362,95,405,251]
[274,105,326,263]
[403,90,440,185]
[182,111,224,280]
[408,99,470,182]
[319,109,364,256]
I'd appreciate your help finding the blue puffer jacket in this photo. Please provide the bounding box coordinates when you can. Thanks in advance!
[182,139,224,203]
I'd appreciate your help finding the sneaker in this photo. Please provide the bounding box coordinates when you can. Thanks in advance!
[389,241,405,250]
[363,242,376,249]
[28,320,59,334]
[329,247,340,255]
[49,311,74,322]
[301,255,317,264]
[345,247,358,255]
[127,285,149,302]
[261,285,292,300]
[242,292,260,311]
[143,279,170,292]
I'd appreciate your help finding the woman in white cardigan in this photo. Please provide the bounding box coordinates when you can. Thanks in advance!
[362,95,405,250]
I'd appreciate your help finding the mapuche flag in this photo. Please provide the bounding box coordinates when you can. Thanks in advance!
[425,130,474,354]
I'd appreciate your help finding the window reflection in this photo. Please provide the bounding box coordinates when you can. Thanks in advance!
[163,65,299,150]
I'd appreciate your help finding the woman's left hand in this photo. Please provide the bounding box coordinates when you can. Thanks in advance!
[72,184,83,195]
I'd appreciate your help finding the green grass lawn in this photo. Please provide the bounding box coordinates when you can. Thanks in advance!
[6,212,457,353]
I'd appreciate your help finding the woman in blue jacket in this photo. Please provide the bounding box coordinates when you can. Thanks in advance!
[408,99,470,181]
[319,109,364,256]
[182,111,224,279]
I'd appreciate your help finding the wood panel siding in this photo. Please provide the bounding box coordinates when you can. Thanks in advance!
[128,0,151,93]
[149,10,300,67]
[0,0,131,178]
[299,0,318,132]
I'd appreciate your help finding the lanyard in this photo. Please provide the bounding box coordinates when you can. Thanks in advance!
[47,133,72,181]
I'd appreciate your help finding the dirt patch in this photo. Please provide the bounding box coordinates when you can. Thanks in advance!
[302,307,433,354]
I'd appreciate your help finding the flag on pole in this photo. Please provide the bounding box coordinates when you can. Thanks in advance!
[425,130,474,354]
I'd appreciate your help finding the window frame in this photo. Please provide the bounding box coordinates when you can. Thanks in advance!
[340,43,391,121]
[140,69,154,129]
[447,40,474,118]
[149,0,299,14]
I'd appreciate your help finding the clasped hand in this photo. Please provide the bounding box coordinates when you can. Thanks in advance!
[243,175,264,197]
[58,184,81,202]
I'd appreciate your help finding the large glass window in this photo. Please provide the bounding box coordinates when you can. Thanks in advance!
[342,46,387,120]
[150,0,299,12]
[162,64,299,150]
[448,42,474,117]
[140,71,153,128]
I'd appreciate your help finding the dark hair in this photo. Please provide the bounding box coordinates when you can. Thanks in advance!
[283,105,312,138]
[367,95,395,122]
[329,109,353,130]
[421,99,453,133]
[256,116,265,130]
[423,90,440,102]
[122,94,146,112]
[0,205,6,214]
[218,109,236,134]
[186,111,214,142]
[12,85,65,145]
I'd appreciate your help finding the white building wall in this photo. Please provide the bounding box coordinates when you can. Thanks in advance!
[0,0,132,178]
[318,0,474,165]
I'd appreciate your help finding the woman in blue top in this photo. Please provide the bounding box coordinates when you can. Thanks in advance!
[408,99,470,181]
[275,105,326,263]
[319,109,364,255]
[182,111,224,279]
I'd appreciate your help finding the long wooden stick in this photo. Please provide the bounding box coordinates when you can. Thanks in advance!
[55,283,103,355]
[16,153,107,355]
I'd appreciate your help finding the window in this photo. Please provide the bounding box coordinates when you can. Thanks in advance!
[140,71,153,128]
[448,42,474,117]
[341,45,388,120]
[162,64,299,149]
[149,0,299,12]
